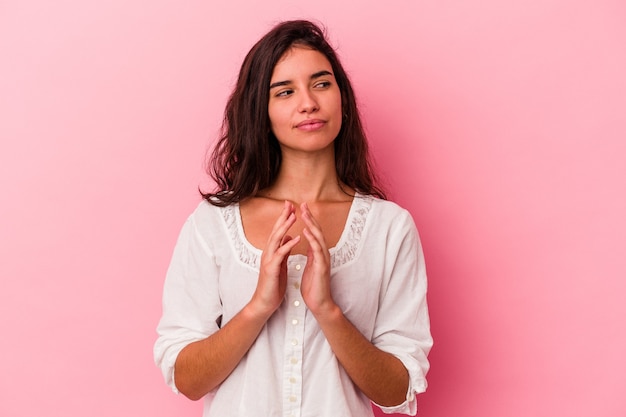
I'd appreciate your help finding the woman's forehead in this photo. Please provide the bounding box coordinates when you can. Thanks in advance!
[271,47,333,79]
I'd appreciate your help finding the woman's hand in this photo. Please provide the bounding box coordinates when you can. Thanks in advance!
[249,201,301,318]
[299,202,337,317]
[297,205,410,408]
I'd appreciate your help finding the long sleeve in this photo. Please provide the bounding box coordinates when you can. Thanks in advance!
[371,209,433,415]
[154,214,223,393]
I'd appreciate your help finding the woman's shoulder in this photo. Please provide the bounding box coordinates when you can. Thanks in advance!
[364,195,416,230]
[186,198,232,228]
[366,195,410,215]
[192,197,224,214]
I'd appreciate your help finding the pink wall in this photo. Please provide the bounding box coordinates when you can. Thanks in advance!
[1,1,625,416]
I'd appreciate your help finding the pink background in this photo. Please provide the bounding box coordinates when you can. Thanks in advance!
[1,1,625,416]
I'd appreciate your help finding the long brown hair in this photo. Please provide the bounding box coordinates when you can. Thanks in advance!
[203,20,386,206]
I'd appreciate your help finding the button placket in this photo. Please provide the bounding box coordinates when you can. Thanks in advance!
[283,259,306,417]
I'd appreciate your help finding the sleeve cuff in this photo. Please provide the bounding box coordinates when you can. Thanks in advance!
[372,382,418,415]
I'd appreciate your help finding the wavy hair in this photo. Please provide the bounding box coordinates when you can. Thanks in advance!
[202,20,386,206]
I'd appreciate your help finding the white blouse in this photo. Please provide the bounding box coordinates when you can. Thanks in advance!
[154,194,432,417]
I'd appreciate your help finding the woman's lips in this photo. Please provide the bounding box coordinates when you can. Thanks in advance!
[296,119,326,131]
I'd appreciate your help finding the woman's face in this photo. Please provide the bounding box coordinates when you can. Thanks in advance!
[268,46,342,155]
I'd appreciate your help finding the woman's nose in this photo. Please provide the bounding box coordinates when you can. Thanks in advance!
[298,90,319,113]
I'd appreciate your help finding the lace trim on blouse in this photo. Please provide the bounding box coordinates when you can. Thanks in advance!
[220,195,373,270]
[221,203,260,269]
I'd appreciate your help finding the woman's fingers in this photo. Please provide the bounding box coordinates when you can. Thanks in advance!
[299,204,334,315]
[266,201,297,253]
[300,203,328,256]
[302,227,323,256]
[277,234,301,257]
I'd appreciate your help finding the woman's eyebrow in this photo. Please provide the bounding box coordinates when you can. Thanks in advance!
[311,70,333,79]
[269,70,334,89]
[269,80,290,89]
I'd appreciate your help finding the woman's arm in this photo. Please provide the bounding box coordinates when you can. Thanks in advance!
[299,203,410,407]
[313,305,410,406]
[174,302,272,400]
[174,201,301,400]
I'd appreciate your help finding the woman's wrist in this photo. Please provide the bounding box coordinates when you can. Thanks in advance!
[310,301,342,325]
[243,296,276,323]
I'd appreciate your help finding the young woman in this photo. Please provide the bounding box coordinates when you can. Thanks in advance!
[154,20,432,417]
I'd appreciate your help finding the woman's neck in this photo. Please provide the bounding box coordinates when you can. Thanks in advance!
[260,148,350,204]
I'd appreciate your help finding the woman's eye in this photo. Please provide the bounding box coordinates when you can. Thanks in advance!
[315,81,331,89]
[276,89,293,97]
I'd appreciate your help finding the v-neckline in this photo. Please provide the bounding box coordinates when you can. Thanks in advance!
[220,193,373,270]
